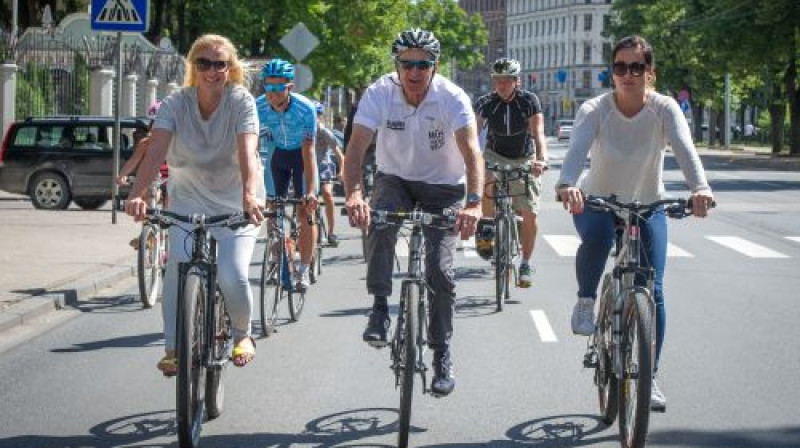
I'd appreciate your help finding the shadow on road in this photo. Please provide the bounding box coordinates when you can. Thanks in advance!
[50,332,163,353]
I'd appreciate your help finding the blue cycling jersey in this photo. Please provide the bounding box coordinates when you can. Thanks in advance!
[256,92,317,154]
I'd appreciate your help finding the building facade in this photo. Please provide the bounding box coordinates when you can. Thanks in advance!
[507,0,614,132]
[457,0,507,100]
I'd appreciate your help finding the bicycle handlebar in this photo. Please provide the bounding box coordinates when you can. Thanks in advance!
[370,208,457,229]
[584,195,716,219]
[145,208,250,229]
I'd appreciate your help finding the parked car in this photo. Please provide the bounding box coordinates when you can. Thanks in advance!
[0,116,150,210]
[557,119,574,141]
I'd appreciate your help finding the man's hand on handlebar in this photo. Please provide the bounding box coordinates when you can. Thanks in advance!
[345,194,371,229]
[455,204,482,240]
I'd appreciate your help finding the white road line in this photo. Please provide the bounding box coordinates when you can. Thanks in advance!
[544,235,581,257]
[667,243,693,257]
[787,237,800,244]
[706,236,790,259]
[529,310,558,342]
[461,237,478,257]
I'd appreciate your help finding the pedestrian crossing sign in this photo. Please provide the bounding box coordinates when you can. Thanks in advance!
[91,0,149,33]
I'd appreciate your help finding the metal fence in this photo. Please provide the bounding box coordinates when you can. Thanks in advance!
[10,31,184,119]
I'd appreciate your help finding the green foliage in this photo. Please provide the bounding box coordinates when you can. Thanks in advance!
[409,0,488,74]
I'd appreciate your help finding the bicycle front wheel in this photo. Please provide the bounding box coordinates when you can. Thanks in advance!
[494,216,509,311]
[259,236,282,336]
[398,283,419,448]
[176,272,207,448]
[618,291,654,448]
[206,290,230,420]
[137,224,161,308]
[595,274,619,425]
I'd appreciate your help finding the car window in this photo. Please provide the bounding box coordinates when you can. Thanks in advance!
[11,126,36,147]
[73,125,111,151]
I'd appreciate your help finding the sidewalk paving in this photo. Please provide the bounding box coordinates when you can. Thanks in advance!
[0,192,139,333]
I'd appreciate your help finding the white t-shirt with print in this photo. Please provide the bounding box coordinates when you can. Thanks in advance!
[154,85,260,215]
[354,73,475,185]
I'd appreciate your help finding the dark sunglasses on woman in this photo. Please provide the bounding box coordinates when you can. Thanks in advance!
[612,61,647,77]
[195,58,230,73]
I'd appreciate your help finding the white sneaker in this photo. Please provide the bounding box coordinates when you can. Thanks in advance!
[651,378,667,412]
[571,297,595,336]
[296,268,310,292]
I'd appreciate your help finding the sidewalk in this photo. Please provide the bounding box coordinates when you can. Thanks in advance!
[0,192,139,333]
[694,143,800,171]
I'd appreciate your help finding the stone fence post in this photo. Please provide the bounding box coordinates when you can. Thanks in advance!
[121,73,138,117]
[1,63,18,142]
[89,68,114,116]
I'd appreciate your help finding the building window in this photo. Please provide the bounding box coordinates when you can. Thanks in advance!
[603,14,611,33]
[583,70,591,89]
[584,14,593,31]
[573,14,578,32]
[584,42,591,63]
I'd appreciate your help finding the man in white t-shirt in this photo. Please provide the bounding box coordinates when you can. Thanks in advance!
[343,28,484,397]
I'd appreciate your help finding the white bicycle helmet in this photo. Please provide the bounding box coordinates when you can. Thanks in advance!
[491,58,521,77]
[391,28,441,61]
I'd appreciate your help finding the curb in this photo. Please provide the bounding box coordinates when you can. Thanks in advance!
[0,258,135,334]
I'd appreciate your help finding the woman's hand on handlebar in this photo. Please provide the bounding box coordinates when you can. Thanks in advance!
[243,193,264,226]
[125,196,148,222]
[557,185,584,215]
[689,191,715,218]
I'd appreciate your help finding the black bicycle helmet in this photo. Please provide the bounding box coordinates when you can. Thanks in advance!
[391,28,441,61]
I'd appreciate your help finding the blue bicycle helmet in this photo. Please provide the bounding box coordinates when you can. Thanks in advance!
[262,58,295,80]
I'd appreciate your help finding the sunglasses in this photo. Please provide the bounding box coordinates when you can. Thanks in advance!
[263,83,289,93]
[195,58,229,72]
[397,59,436,71]
[612,61,648,77]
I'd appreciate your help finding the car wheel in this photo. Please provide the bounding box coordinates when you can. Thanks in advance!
[30,172,72,210]
[74,198,108,210]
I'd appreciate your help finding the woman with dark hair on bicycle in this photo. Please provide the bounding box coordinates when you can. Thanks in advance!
[125,34,264,376]
[556,35,714,411]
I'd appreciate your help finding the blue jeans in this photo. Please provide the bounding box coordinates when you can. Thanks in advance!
[573,207,668,370]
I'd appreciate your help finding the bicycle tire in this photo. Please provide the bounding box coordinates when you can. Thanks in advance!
[205,290,229,420]
[288,284,306,321]
[259,236,281,336]
[137,224,161,308]
[618,291,654,448]
[361,226,369,261]
[596,273,619,425]
[398,283,419,448]
[176,272,207,448]
[495,216,509,311]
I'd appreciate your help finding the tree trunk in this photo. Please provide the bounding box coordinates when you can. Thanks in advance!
[709,108,717,146]
[769,101,785,155]
[692,104,704,142]
[787,52,800,155]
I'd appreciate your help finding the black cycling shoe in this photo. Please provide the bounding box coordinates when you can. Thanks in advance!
[431,350,455,396]
[362,310,390,348]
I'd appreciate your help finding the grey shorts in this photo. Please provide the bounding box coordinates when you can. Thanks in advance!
[483,149,542,214]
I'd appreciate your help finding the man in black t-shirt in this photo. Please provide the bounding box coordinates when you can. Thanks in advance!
[473,58,549,287]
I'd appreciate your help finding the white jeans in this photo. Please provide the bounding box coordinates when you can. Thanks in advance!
[161,224,257,351]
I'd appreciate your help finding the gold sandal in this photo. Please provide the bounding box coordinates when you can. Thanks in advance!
[232,337,256,367]
[157,354,178,377]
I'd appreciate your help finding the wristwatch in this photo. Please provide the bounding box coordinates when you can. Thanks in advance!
[465,192,481,206]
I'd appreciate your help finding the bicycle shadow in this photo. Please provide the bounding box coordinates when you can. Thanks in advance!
[455,295,503,318]
[0,407,413,448]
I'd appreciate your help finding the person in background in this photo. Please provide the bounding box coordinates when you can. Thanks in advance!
[314,101,345,247]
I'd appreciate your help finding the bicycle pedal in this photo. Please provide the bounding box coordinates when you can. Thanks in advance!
[366,340,389,349]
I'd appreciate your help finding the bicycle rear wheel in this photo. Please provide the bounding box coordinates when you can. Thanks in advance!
[595,274,619,425]
[176,272,207,448]
[618,291,654,448]
[259,236,282,336]
[137,224,161,308]
[287,247,305,321]
[494,216,509,311]
[206,290,230,420]
[398,283,419,448]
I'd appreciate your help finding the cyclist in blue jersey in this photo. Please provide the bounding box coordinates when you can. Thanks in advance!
[256,59,319,291]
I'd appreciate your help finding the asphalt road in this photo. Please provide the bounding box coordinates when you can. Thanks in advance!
[1,142,799,448]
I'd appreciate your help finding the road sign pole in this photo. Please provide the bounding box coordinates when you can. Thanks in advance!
[112,31,122,224]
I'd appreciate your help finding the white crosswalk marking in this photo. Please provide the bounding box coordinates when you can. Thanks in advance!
[706,236,790,259]
[787,237,800,244]
[667,243,693,257]
[543,235,581,256]
[461,237,478,257]
[529,310,558,342]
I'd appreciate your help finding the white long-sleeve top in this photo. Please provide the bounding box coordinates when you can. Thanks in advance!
[557,91,711,203]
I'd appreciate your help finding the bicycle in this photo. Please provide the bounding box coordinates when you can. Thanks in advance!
[143,208,250,448]
[581,195,704,448]
[259,197,307,337]
[370,206,456,448]
[136,175,168,308]
[485,162,531,311]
